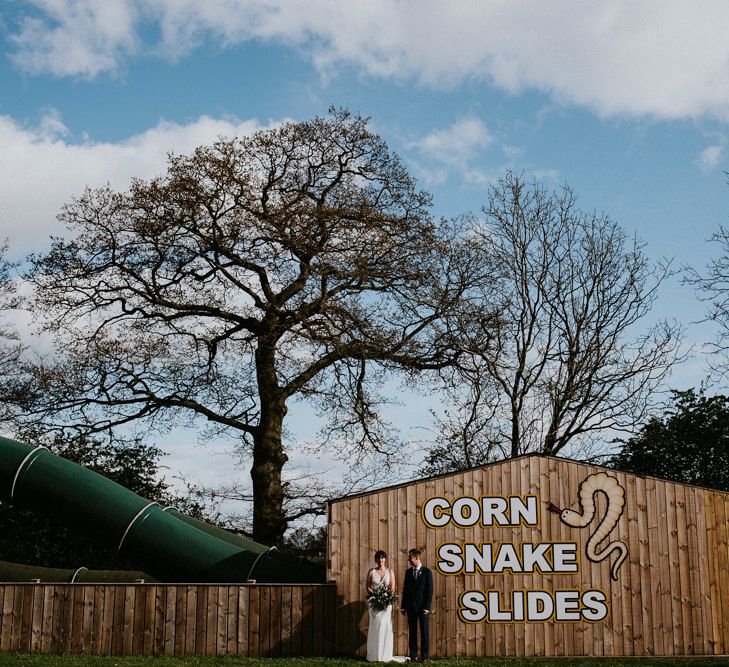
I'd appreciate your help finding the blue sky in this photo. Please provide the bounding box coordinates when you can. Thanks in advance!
[2,2,729,493]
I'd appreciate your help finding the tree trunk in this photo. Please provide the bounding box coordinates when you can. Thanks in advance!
[543,418,558,456]
[250,405,288,545]
[510,401,520,458]
[251,333,289,546]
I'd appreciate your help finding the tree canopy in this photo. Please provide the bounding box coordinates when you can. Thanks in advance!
[423,173,682,475]
[607,388,729,491]
[12,109,494,544]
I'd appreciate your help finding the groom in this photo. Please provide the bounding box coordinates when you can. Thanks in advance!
[400,547,433,662]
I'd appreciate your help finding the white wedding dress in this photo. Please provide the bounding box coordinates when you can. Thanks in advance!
[366,569,408,662]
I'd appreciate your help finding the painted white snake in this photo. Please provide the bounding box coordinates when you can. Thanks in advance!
[548,472,628,581]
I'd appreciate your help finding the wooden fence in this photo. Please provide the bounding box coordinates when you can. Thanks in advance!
[0,583,336,657]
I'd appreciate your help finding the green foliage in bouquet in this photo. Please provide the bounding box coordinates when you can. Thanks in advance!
[369,581,398,612]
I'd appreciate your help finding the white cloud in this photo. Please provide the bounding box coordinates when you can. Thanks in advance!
[696,144,724,173]
[416,117,493,166]
[0,111,271,253]
[502,145,524,160]
[406,160,447,186]
[10,0,140,77]
[462,169,491,187]
[411,117,493,185]
[532,169,561,183]
[10,2,729,121]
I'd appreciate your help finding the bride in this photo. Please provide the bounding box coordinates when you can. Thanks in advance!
[365,550,407,662]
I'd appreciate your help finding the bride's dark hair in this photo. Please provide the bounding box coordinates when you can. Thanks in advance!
[374,550,387,561]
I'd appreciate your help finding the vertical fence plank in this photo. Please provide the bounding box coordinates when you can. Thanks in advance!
[645,476,662,655]
[280,585,292,656]
[81,586,94,654]
[340,498,353,656]
[523,460,538,658]
[90,586,104,655]
[140,585,154,656]
[248,586,260,657]
[225,586,238,656]
[118,587,130,655]
[290,586,302,657]
[360,495,370,653]
[301,586,313,656]
[595,471,609,658]
[57,586,70,655]
[65,585,77,655]
[185,586,197,655]
[324,584,336,656]
[675,483,692,654]
[49,586,61,654]
[635,476,651,656]
[625,474,641,656]
[269,586,281,657]
[616,471,631,657]
[685,488,704,654]
[19,584,33,652]
[12,587,22,653]
[215,586,226,655]
[194,586,208,655]
[163,585,176,656]
[101,586,114,655]
[694,490,713,655]
[39,586,55,653]
[152,586,165,655]
[665,483,682,655]
[258,585,271,656]
[237,586,249,656]
[54,586,64,654]
[131,586,145,656]
[714,492,729,653]
[173,586,186,656]
[539,457,554,658]
[28,584,43,653]
[354,495,365,657]
[705,490,721,655]
[312,586,324,656]
[113,586,128,655]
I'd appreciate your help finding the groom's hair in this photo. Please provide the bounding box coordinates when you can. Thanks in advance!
[408,548,422,558]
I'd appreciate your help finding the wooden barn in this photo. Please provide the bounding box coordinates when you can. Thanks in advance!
[326,454,729,658]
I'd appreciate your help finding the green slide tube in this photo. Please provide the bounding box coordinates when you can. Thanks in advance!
[162,507,269,554]
[0,435,323,583]
[0,560,156,584]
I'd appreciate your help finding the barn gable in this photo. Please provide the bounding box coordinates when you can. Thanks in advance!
[326,454,729,657]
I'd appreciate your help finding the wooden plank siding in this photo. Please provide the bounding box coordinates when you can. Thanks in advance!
[327,453,729,657]
[0,584,336,657]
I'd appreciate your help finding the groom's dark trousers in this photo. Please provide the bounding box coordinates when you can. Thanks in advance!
[407,611,429,660]
[401,566,433,659]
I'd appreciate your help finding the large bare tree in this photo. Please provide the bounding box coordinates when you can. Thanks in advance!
[13,110,493,544]
[424,173,682,473]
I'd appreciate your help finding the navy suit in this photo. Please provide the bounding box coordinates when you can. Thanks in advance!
[401,565,433,659]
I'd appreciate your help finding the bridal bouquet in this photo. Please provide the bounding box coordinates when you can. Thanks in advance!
[369,582,398,612]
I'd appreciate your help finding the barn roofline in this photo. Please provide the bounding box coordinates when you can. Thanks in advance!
[326,451,729,506]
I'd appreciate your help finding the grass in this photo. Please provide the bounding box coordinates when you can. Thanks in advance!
[0,655,728,667]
